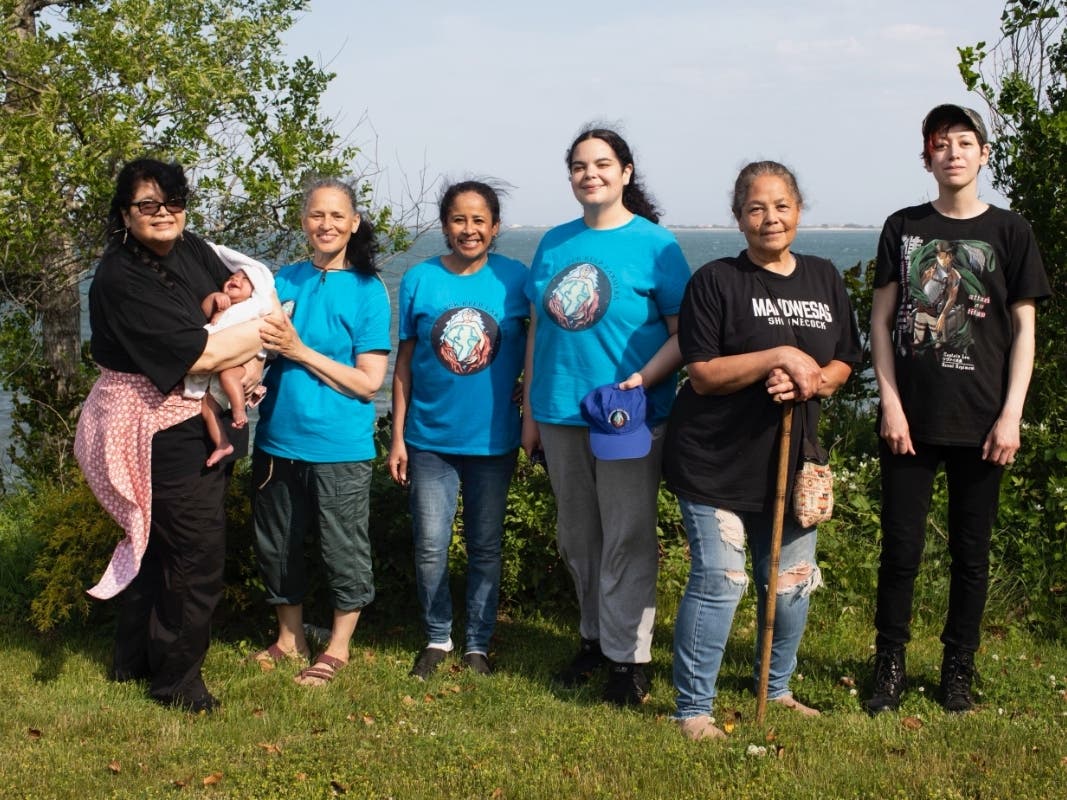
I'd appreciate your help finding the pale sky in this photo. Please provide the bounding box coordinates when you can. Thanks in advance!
[283,0,1011,227]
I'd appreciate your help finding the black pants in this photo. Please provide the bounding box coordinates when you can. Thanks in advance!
[874,439,1004,652]
[111,466,227,703]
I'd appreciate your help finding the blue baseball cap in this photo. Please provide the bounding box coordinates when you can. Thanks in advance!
[579,384,652,461]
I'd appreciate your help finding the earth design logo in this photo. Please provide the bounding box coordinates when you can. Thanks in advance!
[608,408,630,429]
[543,262,611,331]
[431,307,500,375]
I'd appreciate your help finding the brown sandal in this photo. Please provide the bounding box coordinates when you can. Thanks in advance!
[250,643,309,671]
[295,653,347,686]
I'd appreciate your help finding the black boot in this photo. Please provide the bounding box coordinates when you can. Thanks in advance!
[864,646,906,715]
[940,646,976,713]
[553,638,606,688]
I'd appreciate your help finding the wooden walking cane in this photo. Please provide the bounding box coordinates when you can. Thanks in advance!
[756,400,794,723]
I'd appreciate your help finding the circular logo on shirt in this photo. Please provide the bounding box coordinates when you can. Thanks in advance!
[543,262,611,331]
[431,307,500,375]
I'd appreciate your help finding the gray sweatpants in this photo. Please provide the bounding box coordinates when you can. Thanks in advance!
[539,422,664,663]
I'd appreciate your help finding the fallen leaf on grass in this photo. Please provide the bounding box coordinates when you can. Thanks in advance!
[447,685,462,694]
[107,761,121,774]
[251,708,265,718]
[258,660,276,673]
[257,742,282,755]
[765,728,777,743]
[173,778,189,789]
[361,715,376,726]
[330,779,348,794]
[295,772,308,781]
[423,693,436,703]
[362,649,377,664]
[491,788,504,799]
[202,772,223,786]
[901,716,923,730]
[401,695,416,706]
[1060,756,1067,768]
[839,676,856,688]
[721,709,742,734]
[27,729,42,741]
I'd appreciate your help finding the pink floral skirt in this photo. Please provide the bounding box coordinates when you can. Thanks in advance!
[74,368,201,599]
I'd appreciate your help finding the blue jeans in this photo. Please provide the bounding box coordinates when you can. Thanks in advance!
[672,498,822,719]
[408,447,517,653]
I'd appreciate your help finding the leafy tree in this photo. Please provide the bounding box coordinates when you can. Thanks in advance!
[0,0,411,486]
[958,1,1067,632]
[958,0,1067,420]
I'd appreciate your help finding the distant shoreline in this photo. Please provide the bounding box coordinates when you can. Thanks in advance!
[503,224,879,231]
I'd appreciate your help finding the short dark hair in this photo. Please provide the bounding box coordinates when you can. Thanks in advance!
[107,158,189,240]
[566,126,662,224]
[437,180,505,252]
[920,104,989,167]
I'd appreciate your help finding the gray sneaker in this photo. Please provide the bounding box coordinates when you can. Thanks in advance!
[462,652,492,675]
[409,647,448,680]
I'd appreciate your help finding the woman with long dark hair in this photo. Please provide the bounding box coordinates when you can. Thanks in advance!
[522,127,690,705]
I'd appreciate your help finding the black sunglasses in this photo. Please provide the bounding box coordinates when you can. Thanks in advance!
[130,198,188,215]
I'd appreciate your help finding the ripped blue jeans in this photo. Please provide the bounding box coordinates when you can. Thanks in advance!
[672,499,822,719]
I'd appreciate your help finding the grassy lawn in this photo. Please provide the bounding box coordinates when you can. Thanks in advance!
[2,594,1065,800]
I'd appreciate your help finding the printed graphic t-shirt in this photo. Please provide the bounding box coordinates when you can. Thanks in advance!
[525,215,691,426]
[874,203,1050,446]
[398,253,529,455]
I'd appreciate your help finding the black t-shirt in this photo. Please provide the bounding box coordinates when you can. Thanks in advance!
[88,232,237,478]
[664,252,862,512]
[874,203,1050,446]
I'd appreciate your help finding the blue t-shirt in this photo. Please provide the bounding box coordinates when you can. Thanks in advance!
[525,215,690,425]
[398,253,528,455]
[255,260,391,462]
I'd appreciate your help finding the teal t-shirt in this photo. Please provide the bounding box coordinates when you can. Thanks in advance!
[255,260,391,462]
[398,253,529,454]
[525,216,690,425]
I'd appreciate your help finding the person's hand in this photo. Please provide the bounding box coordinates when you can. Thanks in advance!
[767,348,822,402]
[982,414,1021,466]
[387,440,409,485]
[521,414,541,458]
[618,371,645,391]
[879,405,915,456]
[260,314,304,360]
[241,356,265,393]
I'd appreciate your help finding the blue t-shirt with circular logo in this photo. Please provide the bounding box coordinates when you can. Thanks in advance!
[398,253,529,454]
[525,216,690,426]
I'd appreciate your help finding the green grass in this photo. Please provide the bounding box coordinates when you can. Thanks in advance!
[1,597,1065,800]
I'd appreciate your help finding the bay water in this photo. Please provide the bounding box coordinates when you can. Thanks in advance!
[0,227,877,481]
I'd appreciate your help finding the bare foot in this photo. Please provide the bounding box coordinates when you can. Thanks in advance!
[772,694,821,717]
[677,715,727,741]
[206,443,234,468]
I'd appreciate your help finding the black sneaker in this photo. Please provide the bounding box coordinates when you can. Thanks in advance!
[940,646,976,713]
[864,646,906,715]
[409,647,448,680]
[158,691,220,714]
[603,661,650,707]
[553,638,606,687]
[462,652,492,676]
